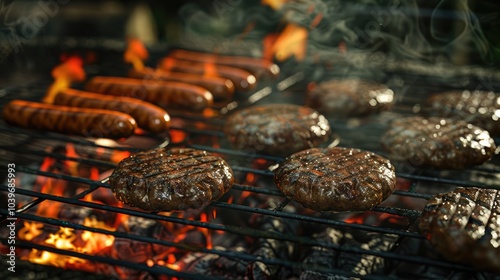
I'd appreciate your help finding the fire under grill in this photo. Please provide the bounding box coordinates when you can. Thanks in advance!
[0,47,499,280]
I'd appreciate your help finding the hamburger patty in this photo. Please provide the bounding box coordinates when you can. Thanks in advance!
[274,147,396,212]
[306,79,394,117]
[381,116,496,169]
[109,147,234,212]
[224,104,331,157]
[419,187,500,273]
[427,90,500,136]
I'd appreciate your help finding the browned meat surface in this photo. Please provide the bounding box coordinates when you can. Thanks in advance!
[2,100,136,139]
[274,147,396,212]
[427,90,500,136]
[109,148,234,212]
[419,187,500,273]
[224,104,331,157]
[85,76,213,112]
[381,116,496,169]
[306,79,394,117]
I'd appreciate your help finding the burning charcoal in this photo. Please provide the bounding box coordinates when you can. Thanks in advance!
[247,198,299,280]
[299,228,396,279]
[178,246,248,279]
[389,236,499,280]
[101,216,172,279]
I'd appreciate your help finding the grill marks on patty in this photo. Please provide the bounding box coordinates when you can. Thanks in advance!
[224,104,331,157]
[122,149,222,180]
[381,116,496,169]
[419,187,500,273]
[274,147,396,212]
[109,148,234,212]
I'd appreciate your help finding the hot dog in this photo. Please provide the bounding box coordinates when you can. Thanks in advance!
[53,88,170,133]
[167,49,280,79]
[129,67,234,101]
[157,58,256,91]
[2,100,137,139]
[85,76,213,112]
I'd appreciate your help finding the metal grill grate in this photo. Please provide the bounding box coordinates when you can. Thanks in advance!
[0,61,499,279]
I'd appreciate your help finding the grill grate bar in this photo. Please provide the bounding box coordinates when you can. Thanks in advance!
[1,238,218,280]
[0,208,475,275]
[210,201,423,238]
[0,126,145,153]
[1,184,421,240]
[396,172,499,189]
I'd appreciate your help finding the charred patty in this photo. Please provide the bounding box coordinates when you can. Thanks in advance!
[427,90,500,136]
[109,147,234,212]
[224,104,331,157]
[381,116,496,169]
[306,79,394,117]
[274,147,396,212]
[419,187,500,273]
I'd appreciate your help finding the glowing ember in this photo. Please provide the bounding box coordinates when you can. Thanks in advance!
[212,208,217,220]
[344,212,408,227]
[124,38,149,71]
[43,56,85,104]
[264,23,308,62]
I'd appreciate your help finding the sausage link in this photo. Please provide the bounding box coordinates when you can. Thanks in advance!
[85,76,213,112]
[2,100,136,139]
[129,67,234,101]
[157,58,256,91]
[168,49,280,79]
[54,89,170,133]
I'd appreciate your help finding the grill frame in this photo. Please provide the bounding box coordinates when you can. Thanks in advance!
[0,51,499,279]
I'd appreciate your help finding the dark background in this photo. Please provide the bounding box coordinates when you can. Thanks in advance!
[0,0,499,87]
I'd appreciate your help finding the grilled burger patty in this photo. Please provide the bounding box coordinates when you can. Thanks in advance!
[381,116,496,169]
[306,79,394,117]
[427,90,500,136]
[109,148,234,212]
[274,147,396,212]
[419,187,500,273]
[224,104,331,157]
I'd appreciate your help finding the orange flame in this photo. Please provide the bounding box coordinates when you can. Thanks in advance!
[159,57,175,73]
[22,217,116,268]
[44,56,85,104]
[261,0,288,10]
[65,143,79,176]
[81,216,116,252]
[18,221,44,241]
[203,59,217,77]
[199,213,212,250]
[124,38,149,71]
[37,180,65,218]
[264,23,308,62]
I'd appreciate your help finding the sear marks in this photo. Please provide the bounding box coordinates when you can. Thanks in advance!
[381,116,496,169]
[419,187,500,273]
[306,79,394,117]
[427,90,500,136]
[109,147,234,212]
[224,104,331,157]
[274,147,396,212]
